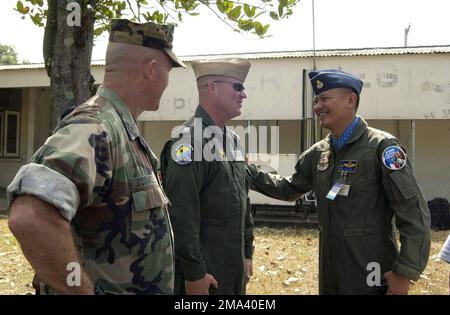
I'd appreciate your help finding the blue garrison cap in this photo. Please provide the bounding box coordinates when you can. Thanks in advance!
[308,69,363,96]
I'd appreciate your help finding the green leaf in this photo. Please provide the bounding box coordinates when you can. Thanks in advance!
[238,19,254,31]
[278,4,284,17]
[216,0,226,14]
[227,6,241,21]
[269,11,279,20]
[16,1,23,12]
[243,3,253,18]
[254,21,263,35]
[30,14,42,26]
[16,0,29,14]
[223,0,234,13]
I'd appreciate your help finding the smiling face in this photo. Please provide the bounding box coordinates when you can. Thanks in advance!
[313,87,358,136]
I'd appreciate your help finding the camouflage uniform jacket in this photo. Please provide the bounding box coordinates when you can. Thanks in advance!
[7,86,174,294]
[248,117,431,294]
[160,105,254,295]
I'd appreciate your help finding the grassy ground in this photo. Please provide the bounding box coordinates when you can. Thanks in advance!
[247,225,449,295]
[0,216,448,295]
[0,214,34,295]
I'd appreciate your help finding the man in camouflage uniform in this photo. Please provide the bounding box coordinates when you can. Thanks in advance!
[7,19,185,295]
[160,58,255,295]
[248,69,431,295]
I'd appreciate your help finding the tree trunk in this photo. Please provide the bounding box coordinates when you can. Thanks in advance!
[44,0,96,130]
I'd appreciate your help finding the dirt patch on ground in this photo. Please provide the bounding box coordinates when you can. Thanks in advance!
[0,217,448,295]
[0,215,34,295]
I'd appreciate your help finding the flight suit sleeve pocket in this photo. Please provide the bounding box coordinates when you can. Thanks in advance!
[388,171,418,200]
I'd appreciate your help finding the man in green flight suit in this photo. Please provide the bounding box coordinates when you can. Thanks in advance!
[7,19,185,295]
[247,69,431,295]
[160,58,254,295]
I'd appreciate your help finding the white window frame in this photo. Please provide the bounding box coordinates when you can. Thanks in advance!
[4,111,20,157]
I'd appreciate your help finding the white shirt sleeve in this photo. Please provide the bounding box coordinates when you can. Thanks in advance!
[438,234,450,263]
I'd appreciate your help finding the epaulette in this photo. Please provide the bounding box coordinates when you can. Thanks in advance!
[171,125,191,139]
[380,130,396,140]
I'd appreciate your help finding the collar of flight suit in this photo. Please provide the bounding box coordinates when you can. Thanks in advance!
[195,105,216,128]
[96,85,140,141]
[325,115,368,149]
[194,105,238,156]
[194,105,236,143]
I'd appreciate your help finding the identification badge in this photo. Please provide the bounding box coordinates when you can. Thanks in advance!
[326,182,344,200]
[338,184,350,196]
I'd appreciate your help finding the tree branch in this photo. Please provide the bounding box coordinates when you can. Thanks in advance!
[199,1,237,33]
[126,0,140,21]
[155,0,177,22]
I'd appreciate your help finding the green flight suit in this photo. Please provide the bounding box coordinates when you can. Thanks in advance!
[160,105,254,295]
[247,116,431,294]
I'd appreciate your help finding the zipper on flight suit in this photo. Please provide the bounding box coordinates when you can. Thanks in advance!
[328,146,350,293]
[328,146,339,292]
[224,128,247,287]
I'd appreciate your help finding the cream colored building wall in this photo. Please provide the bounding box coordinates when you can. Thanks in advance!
[0,69,49,88]
[141,121,184,158]
[0,65,105,88]
[139,59,304,121]
[138,53,450,121]
[278,121,301,154]
[2,53,448,121]
[414,120,450,201]
[0,88,29,188]
[309,54,450,119]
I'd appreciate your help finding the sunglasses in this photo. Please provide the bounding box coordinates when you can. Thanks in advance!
[212,81,245,92]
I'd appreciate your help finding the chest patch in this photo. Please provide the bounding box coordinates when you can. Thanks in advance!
[339,160,359,173]
[382,146,406,170]
[317,151,331,171]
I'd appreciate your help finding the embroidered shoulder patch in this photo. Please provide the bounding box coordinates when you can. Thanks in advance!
[174,143,193,165]
[382,146,406,170]
[317,151,331,171]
